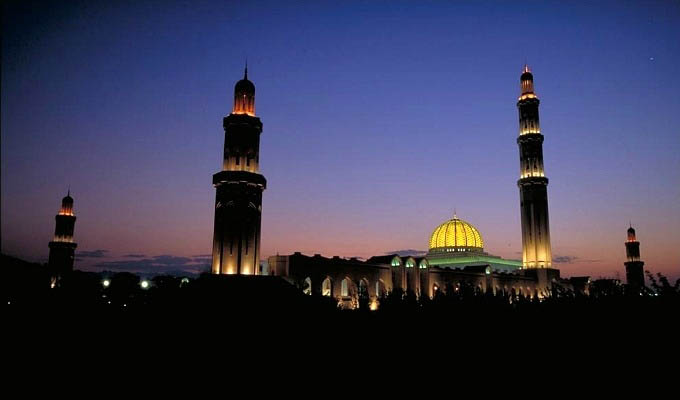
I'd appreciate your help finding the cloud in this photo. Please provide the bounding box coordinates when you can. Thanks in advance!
[76,249,109,258]
[553,255,578,264]
[151,255,193,265]
[123,254,146,258]
[93,254,210,276]
[553,255,602,264]
[192,255,212,263]
[385,249,428,257]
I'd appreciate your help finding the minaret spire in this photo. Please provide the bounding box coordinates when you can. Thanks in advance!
[232,61,255,116]
[624,224,645,291]
[213,68,266,275]
[517,66,552,268]
[48,192,78,287]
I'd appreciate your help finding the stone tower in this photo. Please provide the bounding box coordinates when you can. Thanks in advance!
[211,66,267,275]
[48,191,77,286]
[624,224,645,291]
[517,65,552,268]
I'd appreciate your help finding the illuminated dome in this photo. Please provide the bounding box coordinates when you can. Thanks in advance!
[428,215,484,253]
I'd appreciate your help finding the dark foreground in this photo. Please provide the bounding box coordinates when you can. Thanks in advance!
[4,254,679,350]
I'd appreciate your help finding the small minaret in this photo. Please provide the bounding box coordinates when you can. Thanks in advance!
[517,65,552,268]
[624,224,645,291]
[48,191,78,286]
[211,65,267,275]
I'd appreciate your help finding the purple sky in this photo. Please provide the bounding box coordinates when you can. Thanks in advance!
[2,0,679,280]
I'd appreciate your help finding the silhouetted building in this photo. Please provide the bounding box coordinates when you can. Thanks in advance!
[48,191,77,287]
[624,224,645,291]
[568,276,592,296]
[211,66,266,275]
[517,65,552,268]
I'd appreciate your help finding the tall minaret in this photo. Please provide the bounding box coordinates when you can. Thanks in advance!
[48,191,78,286]
[624,224,645,290]
[517,65,552,268]
[211,65,267,275]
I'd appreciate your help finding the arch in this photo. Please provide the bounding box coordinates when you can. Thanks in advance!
[375,279,386,298]
[358,278,369,299]
[404,257,416,268]
[390,256,402,267]
[322,277,332,297]
[419,259,429,269]
[302,277,312,295]
[341,277,351,297]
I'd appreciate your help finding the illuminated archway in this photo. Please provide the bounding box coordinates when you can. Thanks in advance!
[322,277,332,297]
[341,277,350,297]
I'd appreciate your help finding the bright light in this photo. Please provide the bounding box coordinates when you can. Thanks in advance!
[102,279,110,288]
[140,280,150,289]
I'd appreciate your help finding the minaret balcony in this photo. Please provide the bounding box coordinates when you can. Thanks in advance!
[517,176,549,187]
[213,170,267,188]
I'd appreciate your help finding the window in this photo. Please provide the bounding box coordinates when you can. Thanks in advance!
[322,278,332,297]
[303,277,312,295]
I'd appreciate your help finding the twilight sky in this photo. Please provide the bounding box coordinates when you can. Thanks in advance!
[2,0,679,280]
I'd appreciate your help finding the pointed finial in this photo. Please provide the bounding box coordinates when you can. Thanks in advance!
[523,63,530,73]
[453,207,457,219]
[244,59,248,79]
[67,185,70,197]
[629,220,632,229]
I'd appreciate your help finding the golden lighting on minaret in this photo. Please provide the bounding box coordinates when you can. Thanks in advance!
[232,65,255,116]
[58,191,75,216]
[517,65,552,269]
[518,64,541,135]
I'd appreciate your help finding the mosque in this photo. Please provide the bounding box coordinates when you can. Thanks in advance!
[268,214,559,309]
[208,64,575,307]
[40,63,646,303]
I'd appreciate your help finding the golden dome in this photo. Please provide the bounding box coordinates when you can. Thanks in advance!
[429,215,484,252]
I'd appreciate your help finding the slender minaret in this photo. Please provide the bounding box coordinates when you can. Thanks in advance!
[517,65,552,268]
[624,224,645,290]
[48,191,78,286]
[211,65,266,275]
